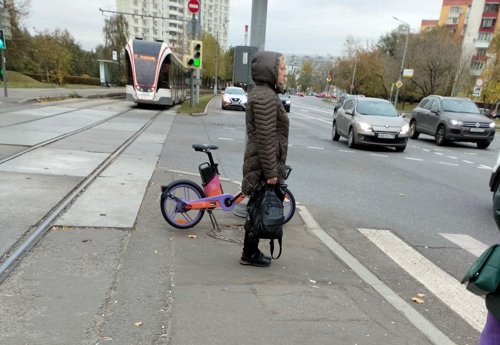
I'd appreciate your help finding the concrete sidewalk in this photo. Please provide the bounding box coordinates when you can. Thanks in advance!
[154,171,443,345]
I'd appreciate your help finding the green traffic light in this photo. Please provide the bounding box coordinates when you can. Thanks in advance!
[0,39,4,49]
[193,59,200,67]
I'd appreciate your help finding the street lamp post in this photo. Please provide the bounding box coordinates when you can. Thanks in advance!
[393,16,410,107]
[350,56,357,95]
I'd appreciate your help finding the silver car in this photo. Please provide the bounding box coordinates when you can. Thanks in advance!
[332,97,410,152]
[221,87,247,111]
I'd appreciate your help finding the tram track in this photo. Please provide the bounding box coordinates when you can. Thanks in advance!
[0,99,120,129]
[0,107,165,284]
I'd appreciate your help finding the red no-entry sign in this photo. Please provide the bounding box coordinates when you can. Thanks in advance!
[187,0,200,14]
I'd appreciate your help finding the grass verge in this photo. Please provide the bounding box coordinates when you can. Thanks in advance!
[177,95,216,114]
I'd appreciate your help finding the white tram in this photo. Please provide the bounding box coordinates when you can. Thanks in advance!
[125,39,188,106]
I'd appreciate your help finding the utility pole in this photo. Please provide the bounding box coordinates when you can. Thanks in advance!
[233,0,269,219]
[214,31,218,95]
[195,0,201,104]
[393,17,410,108]
[0,1,7,97]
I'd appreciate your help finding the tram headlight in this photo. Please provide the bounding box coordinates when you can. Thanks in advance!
[136,85,141,91]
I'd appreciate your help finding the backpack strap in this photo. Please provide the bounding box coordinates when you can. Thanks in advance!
[270,238,282,259]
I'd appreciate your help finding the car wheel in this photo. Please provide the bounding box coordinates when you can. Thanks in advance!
[409,120,420,139]
[477,141,491,149]
[347,128,356,148]
[332,122,340,141]
[286,107,290,113]
[435,125,447,146]
[395,146,406,152]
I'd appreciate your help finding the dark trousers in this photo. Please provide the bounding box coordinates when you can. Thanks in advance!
[243,217,259,257]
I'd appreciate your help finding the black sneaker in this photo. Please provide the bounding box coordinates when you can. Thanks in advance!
[257,250,272,261]
[240,252,271,267]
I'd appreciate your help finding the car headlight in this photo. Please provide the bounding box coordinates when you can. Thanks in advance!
[357,121,373,132]
[489,122,496,128]
[450,119,463,126]
[400,124,410,134]
[223,95,230,102]
[285,100,291,104]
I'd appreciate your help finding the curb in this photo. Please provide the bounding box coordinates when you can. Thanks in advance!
[189,95,219,116]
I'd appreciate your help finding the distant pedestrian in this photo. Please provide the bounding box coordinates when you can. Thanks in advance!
[240,51,289,267]
[479,188,500,344]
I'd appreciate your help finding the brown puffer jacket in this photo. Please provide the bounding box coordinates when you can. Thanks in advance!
[241,51,289,195]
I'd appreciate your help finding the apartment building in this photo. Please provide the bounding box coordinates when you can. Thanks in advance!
[115,0,229,54]
[421,0,499,76]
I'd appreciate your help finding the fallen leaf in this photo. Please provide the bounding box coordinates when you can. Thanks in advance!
[135,321,142,326]
[411,297,424,304]
[62,226,69,230]
[417,293,426,297]
[155,250,159,254]
[82,239,92,243]
[309,279,316,284]
[188,235,198,239]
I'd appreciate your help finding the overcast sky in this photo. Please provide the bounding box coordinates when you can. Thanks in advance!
[27,0,443,57]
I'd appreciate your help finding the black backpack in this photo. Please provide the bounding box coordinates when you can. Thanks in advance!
[247,182,286,259]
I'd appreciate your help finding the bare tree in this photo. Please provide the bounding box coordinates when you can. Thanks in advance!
[405,27,462,96]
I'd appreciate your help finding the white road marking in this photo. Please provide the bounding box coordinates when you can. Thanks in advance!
[447,156,458,159]
[434,152,444,156]
[217,137,233,140]
[439,162,459,166]
[462,160,474,164]
[338,149,355,153]
[296,208,457,345]
[307,146,324,150]
[423,149,431,152]
[294,106,332,114]
[359,228,486,332]
[478,165,492,170]
[404,157,423,161]
[464,152,478,155]
[371,154,388,157]
[439,233,489,257]
[294,112,332,124]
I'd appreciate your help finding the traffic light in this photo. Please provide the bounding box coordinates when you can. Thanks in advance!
[183,40,202,69]
[190,40,202,69]
[0,29,5,50]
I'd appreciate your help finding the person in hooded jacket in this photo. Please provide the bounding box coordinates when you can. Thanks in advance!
[240,51,289,267]
[479,188,500,344]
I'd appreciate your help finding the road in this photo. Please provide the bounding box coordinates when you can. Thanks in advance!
[0,94,498,344]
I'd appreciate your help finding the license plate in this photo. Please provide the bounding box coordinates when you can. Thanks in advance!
[470,128,485,133]
[378,133,395,139]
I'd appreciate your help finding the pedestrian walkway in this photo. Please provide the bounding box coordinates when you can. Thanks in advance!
[153,170,451,345]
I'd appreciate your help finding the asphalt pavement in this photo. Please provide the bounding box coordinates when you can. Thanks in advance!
[0,91,463,345]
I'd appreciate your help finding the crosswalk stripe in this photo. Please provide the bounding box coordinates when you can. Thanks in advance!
[359,228,486,332]
[439,233,489,257]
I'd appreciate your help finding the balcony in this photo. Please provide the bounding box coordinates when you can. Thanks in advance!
[475,41,490,49]
[168,26,183,34]
[472,55,488,61]
[168,1,183,8]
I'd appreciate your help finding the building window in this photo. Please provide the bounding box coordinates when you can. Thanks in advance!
[471,61,484,70]
[484,3,499,12]
[478,32,493,41]
[450,6,460,13]
[133,0,138,5]
[153,3,158,9]
[481,18,496,27]
[134,9,138,14]
[477,49,487,56]
[134,27,138,33]
[134,18,138,24]
[447,17,458,24]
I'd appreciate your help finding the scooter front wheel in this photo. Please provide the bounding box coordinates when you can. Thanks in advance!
[160,180,206,229]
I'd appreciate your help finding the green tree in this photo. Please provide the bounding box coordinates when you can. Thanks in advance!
[5,0,33,72]
[480,30,500,105]
[102,14,129,61]
[298,60,313,91]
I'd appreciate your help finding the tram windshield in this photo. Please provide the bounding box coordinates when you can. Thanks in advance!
[132,41,162,86]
